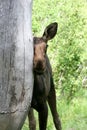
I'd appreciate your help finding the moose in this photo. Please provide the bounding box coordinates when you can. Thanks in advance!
[28,22,62,130]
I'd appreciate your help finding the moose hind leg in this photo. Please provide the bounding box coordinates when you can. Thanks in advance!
[48,82,62,130]
[38,103,48,130]
[28,108,36,130]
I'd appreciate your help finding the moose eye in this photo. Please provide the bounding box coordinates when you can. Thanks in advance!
[46,44,48,49]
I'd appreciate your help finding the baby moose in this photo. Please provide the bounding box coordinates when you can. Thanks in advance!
[28,22,62,130]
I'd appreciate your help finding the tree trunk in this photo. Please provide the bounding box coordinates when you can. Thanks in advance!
[0,0,33,130]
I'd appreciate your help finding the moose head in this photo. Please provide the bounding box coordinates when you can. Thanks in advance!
[33,22,58,74]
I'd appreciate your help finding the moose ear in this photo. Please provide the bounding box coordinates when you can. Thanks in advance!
[42,22,58,42]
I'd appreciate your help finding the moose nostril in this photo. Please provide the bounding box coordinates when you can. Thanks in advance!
[37,60,43,68]
[34,59,46,72]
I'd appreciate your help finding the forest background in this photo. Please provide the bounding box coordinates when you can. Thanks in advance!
[22,0,87,130]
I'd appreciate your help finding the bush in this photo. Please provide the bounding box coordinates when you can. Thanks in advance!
[48,0,87,100]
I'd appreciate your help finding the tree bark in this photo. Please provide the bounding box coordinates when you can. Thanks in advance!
[0,0,33,130]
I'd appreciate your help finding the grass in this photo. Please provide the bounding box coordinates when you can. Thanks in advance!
[22,89,87,130]
[59,90,87,130]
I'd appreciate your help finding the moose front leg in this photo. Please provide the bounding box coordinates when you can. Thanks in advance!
[28,108,36,130]
[48,83,62,130]
[38,103,48,130]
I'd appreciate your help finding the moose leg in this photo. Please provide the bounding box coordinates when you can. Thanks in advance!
[38,103,48,130]
[28,108,36,130]
[48,81,62,130]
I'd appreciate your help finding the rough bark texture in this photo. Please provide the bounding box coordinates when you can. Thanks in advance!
[0,0,33,130]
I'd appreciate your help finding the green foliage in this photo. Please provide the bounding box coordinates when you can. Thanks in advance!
[54,9,83,99]
[54,0,87,100]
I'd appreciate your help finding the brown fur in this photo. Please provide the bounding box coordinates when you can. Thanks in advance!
[28,23,61,130]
